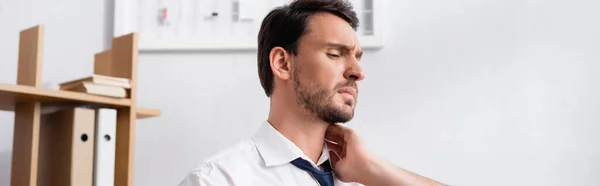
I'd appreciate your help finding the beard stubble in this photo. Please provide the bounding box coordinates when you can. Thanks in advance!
[291,64,357,124]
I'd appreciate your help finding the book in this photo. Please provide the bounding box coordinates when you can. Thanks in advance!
[65,81,127,98]
[38,107,96,186]
[60,74,131,90]
[93,108,117,186]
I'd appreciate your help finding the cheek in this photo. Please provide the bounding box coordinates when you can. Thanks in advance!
[296,55,345,89]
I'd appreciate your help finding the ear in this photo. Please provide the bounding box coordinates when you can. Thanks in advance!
[269,46,292,80]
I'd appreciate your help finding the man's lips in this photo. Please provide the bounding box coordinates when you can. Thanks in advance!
[338,87,357,99]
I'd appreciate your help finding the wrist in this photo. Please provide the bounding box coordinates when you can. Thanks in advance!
[359,155,389,185]
[359,155,415,186]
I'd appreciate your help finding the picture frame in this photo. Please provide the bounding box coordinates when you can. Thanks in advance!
[113,0,384,51]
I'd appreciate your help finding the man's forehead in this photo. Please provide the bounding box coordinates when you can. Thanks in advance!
[304,12,360,48]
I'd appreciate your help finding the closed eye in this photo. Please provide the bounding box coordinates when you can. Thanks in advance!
[327,53,340,58]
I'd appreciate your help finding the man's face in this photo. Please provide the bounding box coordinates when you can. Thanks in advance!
[291,12,365,124]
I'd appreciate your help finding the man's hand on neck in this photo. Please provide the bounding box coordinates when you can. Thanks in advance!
[325,124,448,186]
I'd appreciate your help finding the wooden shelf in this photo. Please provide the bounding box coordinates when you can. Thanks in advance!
[136,108,161,119]
[0,83,159,119]
[6,25,156,186]
[0,83,131,109]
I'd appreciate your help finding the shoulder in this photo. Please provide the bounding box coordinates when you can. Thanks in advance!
[178,139,262,186]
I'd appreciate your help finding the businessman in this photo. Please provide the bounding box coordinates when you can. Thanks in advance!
[179,0,446,185]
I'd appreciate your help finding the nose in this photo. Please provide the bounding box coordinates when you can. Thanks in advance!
[344,58,365,81]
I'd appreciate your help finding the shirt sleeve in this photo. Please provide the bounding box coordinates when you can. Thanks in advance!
[178,163,234,186]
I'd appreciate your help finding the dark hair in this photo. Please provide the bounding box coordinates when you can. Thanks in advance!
[257,0,359,97]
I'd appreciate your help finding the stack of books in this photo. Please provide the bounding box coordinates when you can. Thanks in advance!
[59,74,131,98]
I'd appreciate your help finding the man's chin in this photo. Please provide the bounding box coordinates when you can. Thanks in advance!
[334,110,355,123]
[319,108,354,124]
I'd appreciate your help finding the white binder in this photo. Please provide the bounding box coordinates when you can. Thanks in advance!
[93,108,117,186]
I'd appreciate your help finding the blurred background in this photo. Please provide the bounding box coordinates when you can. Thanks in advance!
[1,0,599,185]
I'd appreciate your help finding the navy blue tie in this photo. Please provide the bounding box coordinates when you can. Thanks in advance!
[290,157,334,186]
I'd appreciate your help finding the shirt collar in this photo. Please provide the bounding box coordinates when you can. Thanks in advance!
[252,121,330,168]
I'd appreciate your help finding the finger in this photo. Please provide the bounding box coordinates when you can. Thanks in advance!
[326,124,347,138]
[324,132,345,145]
[326,124,354,142]
[325,140,344,157]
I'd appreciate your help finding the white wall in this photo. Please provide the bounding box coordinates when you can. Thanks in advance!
[1,0,600,186]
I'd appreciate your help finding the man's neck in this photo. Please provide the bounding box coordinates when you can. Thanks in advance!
[268,96,329,164]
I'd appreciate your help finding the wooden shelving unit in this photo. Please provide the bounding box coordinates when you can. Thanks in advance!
[2,25,160,186]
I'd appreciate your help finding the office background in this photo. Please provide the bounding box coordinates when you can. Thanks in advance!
[1,0,599,185]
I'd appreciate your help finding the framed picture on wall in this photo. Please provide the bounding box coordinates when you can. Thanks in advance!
[113,0,384,51]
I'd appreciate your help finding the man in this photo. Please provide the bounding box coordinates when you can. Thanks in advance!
[179,0,447,185]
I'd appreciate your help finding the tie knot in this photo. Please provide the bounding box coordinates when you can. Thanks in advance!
[290,158,334,186]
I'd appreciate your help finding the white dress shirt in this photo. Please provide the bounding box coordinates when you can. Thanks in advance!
[178,121,364,186]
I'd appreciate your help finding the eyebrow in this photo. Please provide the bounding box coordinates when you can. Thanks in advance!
[326,42,363,60]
